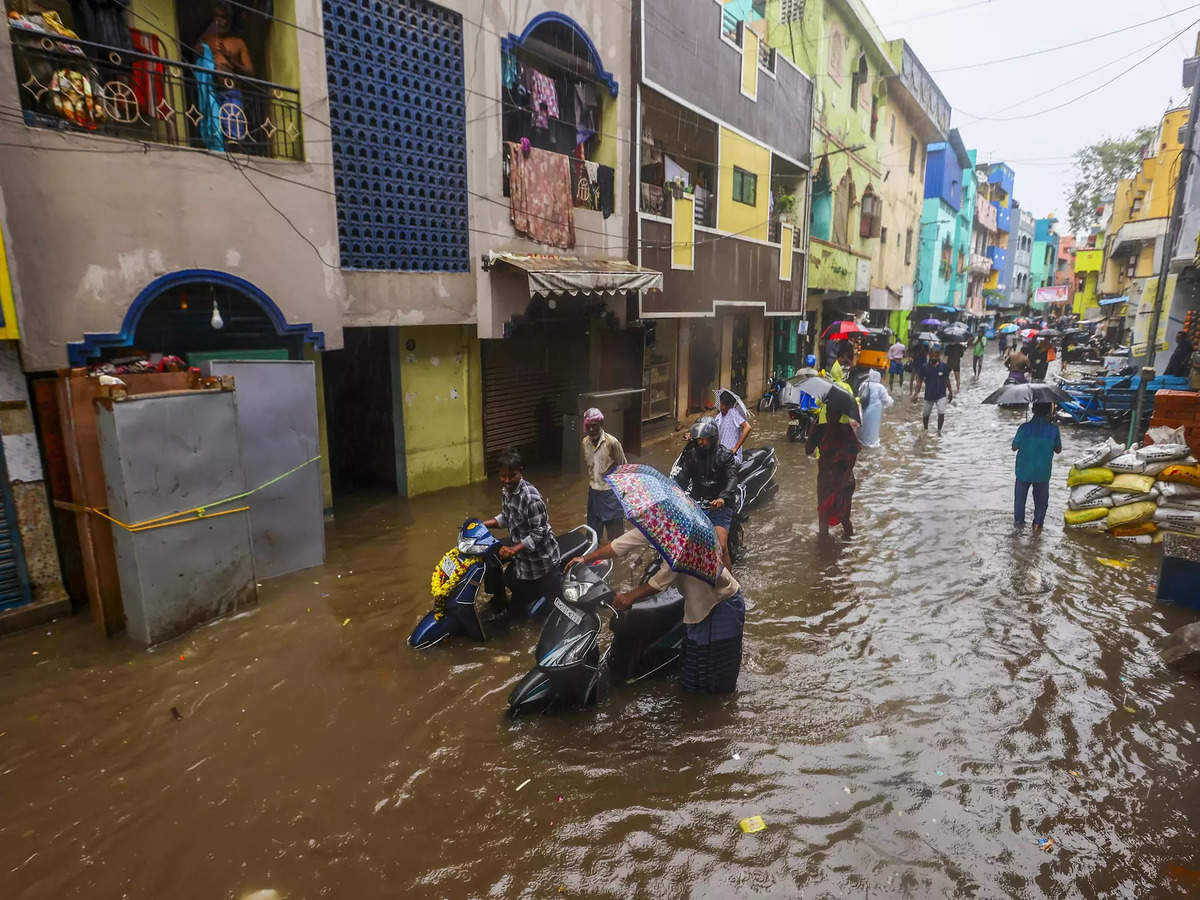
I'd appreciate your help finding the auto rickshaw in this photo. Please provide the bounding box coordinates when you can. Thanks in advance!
[854,327,893,375]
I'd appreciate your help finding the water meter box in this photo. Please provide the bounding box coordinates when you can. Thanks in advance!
[202,360,325,579]
[96,391,257,645]
[1158,532,1200,611]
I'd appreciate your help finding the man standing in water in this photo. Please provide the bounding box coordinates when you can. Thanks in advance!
[581,408,626,541]
[887,336,907,391]
[971,328,987,379]
[912,343,953,434]
[944,338,966,394]
[481,449,561,616]
[1011,402,1062,533]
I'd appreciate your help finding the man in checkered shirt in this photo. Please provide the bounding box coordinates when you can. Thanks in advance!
[482,448,562,616]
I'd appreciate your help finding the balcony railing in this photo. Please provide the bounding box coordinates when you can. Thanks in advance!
[768,217,804,247]
[975,195,997,231]
[9,29,303,160]
[969,252,992,275]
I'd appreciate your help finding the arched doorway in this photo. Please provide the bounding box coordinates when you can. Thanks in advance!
[67,270,324,366]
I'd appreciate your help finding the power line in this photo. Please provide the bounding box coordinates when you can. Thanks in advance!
[881,0,996,28]
[956,15,1200,123]
[930,3,1200,72]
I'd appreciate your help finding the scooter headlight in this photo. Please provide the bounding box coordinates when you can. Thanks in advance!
[562,582,582,603]
[540,631,595,668]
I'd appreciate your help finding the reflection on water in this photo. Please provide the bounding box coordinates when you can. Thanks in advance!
[3,354,1200,898]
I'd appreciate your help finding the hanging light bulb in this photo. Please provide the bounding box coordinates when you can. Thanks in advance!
[210,299,224,330]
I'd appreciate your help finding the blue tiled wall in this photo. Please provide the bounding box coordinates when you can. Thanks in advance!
[323,0,469,271]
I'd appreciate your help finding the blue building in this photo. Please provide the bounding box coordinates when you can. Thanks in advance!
[915,129,973,313]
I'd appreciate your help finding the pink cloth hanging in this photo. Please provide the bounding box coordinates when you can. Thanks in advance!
[508,142,575,249]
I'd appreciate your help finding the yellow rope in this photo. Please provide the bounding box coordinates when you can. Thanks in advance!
[62,455,320,533]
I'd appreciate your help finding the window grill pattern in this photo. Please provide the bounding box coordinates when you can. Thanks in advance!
[323,0,468,271]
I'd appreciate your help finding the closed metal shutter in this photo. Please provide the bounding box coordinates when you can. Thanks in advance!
[0,431,33,611]
[482,327,588,472]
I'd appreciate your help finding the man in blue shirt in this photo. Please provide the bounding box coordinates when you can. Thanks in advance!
[1011,402,1062,533]
[911,343,953,434]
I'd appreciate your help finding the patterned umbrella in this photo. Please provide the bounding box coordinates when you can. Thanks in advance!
[604,464,721,585]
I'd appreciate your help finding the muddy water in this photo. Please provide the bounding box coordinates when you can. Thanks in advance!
[3,353,1200,898]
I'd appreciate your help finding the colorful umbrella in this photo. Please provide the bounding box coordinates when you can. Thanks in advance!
[604,464,721,585]
[821,320,867,339]
[1020,328,1039,341]
[999,324,1018,334]
[921,318,942,327]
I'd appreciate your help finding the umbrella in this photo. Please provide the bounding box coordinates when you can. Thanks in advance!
[1013,317,1030,326]
[794,377,862,424]
[916,331,938,343]
[982,383,1073,406]
[604,464,721,585]
[921,318,942,327]
[714,388,749,419]
[788,367,821,379]
[998,324,1019,334]
[1020,328,1039,341]
[821,320,867,339]
[1037,328,1062,339]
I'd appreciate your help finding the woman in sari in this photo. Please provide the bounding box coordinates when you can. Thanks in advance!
[806,407,860,538]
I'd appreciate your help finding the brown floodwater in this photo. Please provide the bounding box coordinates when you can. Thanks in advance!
[3,353,1200,899]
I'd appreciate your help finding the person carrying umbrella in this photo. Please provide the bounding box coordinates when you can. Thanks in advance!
[715,389,751,463]
[1011,402,1062,533]
[911,343,953,434]
[581,408,627,542]
[567,465,746,694]
[674,419,738,569]
[829,342,855,384]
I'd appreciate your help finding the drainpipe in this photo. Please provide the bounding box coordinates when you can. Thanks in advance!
[1128,66,1200,447]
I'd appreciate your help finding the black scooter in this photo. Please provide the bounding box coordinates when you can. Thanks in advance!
[506,559,685,716]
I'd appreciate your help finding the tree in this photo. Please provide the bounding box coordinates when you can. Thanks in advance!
[1065,126,1155,234]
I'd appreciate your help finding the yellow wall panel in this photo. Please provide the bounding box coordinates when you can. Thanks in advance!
[779,224,794,281]
[0,224,19,339]
[717,127,770,241]
[672,195,695,270]
[741,29,759,101]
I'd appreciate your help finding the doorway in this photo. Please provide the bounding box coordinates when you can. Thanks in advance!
[731,313,750,400]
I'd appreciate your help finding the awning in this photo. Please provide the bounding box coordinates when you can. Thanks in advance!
[485,251,663,298]
[1098,296,1128,306]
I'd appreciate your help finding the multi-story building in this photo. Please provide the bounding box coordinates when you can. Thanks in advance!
[1031,216,1060,298]
[1073,238,1105,320]
[914,132,973,311]
[868,40,950,340]
[966,168,995,319]
[980,163,1014,313]
[1003,203,1034,312]
[765,0,894,347]
[635,0,814,411]
[1053,235,1077,311]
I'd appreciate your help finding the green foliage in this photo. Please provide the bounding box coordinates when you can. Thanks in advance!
[1066,126,1155,233]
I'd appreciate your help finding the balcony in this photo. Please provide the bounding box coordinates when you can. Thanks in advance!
[975,195,997,231]
[10,29,303,160]
[969,252,992,275]
[993,202,1012,233]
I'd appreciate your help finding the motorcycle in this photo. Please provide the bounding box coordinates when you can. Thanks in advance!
[758,374,787,412]
[408,520,598,649]
[785,393,820,442]
[670,446,777,563]
[506,558,686,717]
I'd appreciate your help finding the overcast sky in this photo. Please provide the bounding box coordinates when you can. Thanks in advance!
[861,0,1199,229]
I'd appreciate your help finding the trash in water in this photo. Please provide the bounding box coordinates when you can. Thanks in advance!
[515,779,531,792]
[1096,558,1130,570]
[843,786,851,793]
[170,706,183,721]
[732,753,741,760]
[936,770,944,776]
[1069,770,1081,777]
[1124,705,1137,713]
[1038,837,1057,852]
[321,593,329,598]
[342,618,351,627]
[557,795,563,802]
[739,815,766,833]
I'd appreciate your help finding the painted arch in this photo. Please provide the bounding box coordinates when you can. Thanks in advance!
[502,12,619,97]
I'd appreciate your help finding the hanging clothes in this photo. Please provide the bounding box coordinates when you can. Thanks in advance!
[569,159,601,211]
[501,50,518,90]
[597,165,615,219]
[194,44,225,152]
[552,74,577,153]
[520,62,559,131]
[574,81,599,146]
[129,28,166,118]
[508,142,575,249]
[69,0,134,53]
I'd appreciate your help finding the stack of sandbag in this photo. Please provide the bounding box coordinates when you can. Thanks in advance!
[1064,436,1200,543]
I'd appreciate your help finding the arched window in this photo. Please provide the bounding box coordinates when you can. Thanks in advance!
[831,169,856,246]
[849,53,868,109]
[810,157,832,241]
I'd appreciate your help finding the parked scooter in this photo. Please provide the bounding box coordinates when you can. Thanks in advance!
[506,558,686,716]
[408,520,598,649]
[785,393,819,442]
[670,445,777,563]
[758,374,787,412]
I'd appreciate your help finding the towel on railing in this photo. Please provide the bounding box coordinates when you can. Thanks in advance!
[508,142,575,249]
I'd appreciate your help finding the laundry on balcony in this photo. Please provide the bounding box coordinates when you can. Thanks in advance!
[508,142,576,249]
[484,252,663,299]
[569,158,616,216]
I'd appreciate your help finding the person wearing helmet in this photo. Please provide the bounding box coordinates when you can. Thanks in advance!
[911,342,953,434]
[674,418,739,568]
[581,407,627,541]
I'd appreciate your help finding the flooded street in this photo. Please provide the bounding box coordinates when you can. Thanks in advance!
[3,352,1200,899]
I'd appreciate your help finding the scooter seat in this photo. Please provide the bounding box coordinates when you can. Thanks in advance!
[738,448,771,478]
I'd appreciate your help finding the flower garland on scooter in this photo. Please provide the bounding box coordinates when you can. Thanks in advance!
[430,549,478,617]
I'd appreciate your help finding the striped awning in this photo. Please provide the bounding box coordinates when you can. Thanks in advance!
[485,252,663,298]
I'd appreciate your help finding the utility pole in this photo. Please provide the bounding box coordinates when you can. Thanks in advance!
[1128,77,1199,447]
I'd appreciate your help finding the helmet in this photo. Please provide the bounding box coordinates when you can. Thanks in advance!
[805,354,817,367]
[582,407,604,428]
[689,417,718,442]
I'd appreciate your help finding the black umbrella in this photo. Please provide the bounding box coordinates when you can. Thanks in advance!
[794,377,862,424]
[1037,328,1062,339]
[982,382,1072,406]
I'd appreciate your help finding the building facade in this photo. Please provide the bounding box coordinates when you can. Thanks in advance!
[914,132,972,311]
[637,0,813,411]
[1030,216,1059,298]
[980,163,1014,314]
[1004,204,1034,312]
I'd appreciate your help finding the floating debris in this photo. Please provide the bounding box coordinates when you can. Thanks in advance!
[739,815,766,834]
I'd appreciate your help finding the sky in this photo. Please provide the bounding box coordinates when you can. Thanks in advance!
[860,0,1200,229]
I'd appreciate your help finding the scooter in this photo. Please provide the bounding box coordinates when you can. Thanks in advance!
[758,375,786,412]
[408,520,598,649]
[785,393,819,442]
[506,558,686,717]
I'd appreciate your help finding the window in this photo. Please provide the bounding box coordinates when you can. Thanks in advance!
[850,53,868,109]
[890,114,896,145]
[1132,197,1143,213]
[860,190,881,238]
[870,94,879,138]
[905,227,914,265]
[880,225,888,246]
[828,26,844,83]
[732,167,758,206]
[908,137,918,174]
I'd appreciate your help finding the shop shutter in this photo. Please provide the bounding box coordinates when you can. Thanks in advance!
[0,437,33,611]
